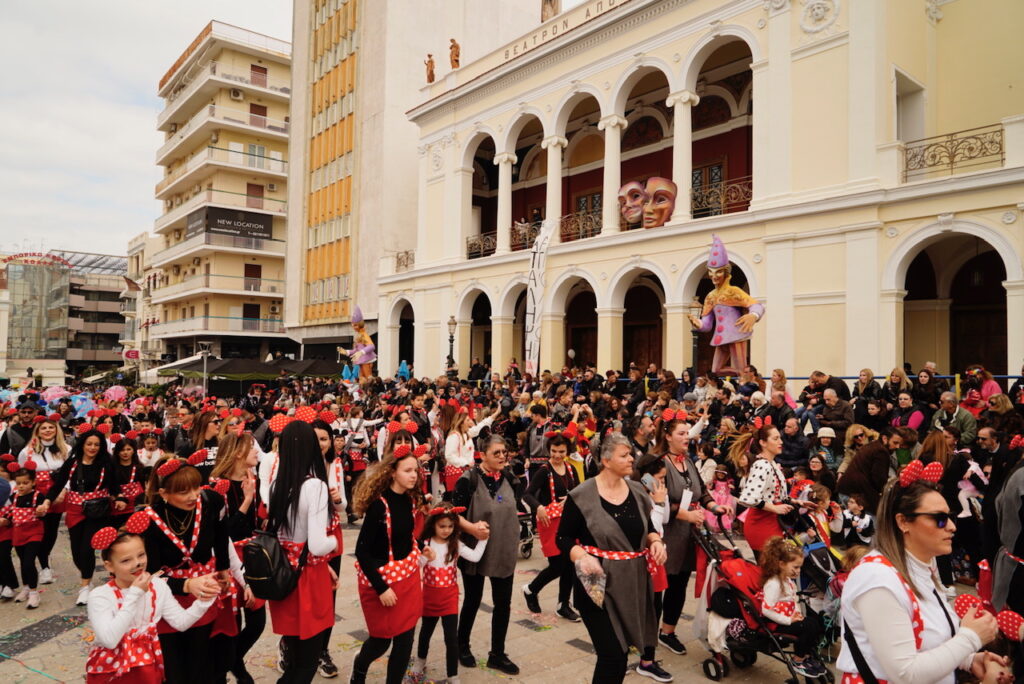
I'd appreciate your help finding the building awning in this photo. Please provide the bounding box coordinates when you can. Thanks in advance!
[82,372,108,384]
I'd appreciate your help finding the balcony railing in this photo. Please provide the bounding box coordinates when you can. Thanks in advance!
[395,250,415,273]
[159,61,290,124]
[156,145,287,195]
[121,299,137,313]
[511,221,542,251]
[153,274,284,299]
[154,232,286,266]
[903,123,1004,182]
[559,211,602,243]
[151,316,285,336]
[691,175,753,218]
[466,232,497,259]
[157,189,287,232]
[157,104,289,162]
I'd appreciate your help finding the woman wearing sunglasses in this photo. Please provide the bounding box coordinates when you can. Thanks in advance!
[174,411,222,483]
[836,462,1006,683]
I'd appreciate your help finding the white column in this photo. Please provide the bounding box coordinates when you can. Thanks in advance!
[416,146,430,262]
[1002,115,1024,168]
[491,315,514,378]
[1005,280,1024,376]
[542,135,567,232]
[494,152,516,254]
[849,0,885,188]
[379,323,400,380]
[666,90,699,222]
[879,289,908,375]
[751,0,792,207]
[663,303,688,373]
[598,114,627,234]
[450,166,474,262]
[596,307,625,374]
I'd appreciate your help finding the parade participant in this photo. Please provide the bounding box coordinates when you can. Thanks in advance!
[558,432,670,683]
[137,430,164,469]
[18,416,68,585]
[524,404,552,478]
[737,424,793,559]
[139,456,233,683]
[522,431,581,621]
[652,415,731,654]
[311,417,344,678]
[412,503,488,684]
[208,431,264,684]
[110,439,145,528]
[266,421,339,684]
[351,443,422,684]
[0,400,41,457]
[443,405,498,493]
[175,410,221,481]
[38,429,112,605]
[994,451,1024,678]
[837,461,1004,683]
[0,458,16,599]
[86,521,215,684]
[0,466,44,608]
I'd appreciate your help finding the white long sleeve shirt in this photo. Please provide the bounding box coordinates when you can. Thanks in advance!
[443,415,495,468]
[87,578,213,650]
[274,478,338,557]
[419,537,488,569]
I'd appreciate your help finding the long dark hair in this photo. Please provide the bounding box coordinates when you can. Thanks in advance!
[311,419,336,462]
[71,429,112,464]
[419,505,461,564]
[268,421,328,535]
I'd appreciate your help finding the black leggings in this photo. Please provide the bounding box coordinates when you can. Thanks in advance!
[320,554,341,650]
[773,608,824,657]
[15,542,39,589]
[528,552,573,605]
[458,572,513,655]
[38,513,61,569]
[160,623,234,683]
[280,627,330,684]
[234,604,266,671]
[0,539,17,589]
[352,627,415,684]
[662,570,692,628]
[69,518,107,581]
[576,579,656,683]
[418,613,459,677]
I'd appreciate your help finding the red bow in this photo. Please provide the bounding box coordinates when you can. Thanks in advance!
[126,430,139,440]
[6,462,20,473]
[47,413,61,422]
[386,421,402,434]
[91,527,119,550]
[661,408,688,422]
[211,479,232,496]
[428,506,466,516]
[76,423,92,435]
[110,433,123,443]
[951,594,1023,640]
[96,423,111,435]
[898,460,943,488]
[157,459,183,478]
[414,444,429,457]
[0,453,14,462]
[997,609,1024,642]
[393,444,412,459]
[125,510,151,534]
[1010,434,1024,450]
[484,470,501,481]
[753,415,773,430]
[188,449,208,466]
[403,420,418,434]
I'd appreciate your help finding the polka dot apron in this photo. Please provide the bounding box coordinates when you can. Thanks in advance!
[356,497,423,638]
[86,582,162,681]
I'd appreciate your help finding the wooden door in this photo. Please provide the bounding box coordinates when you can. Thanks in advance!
[568,326,598,369]
[242,303,261,331]
[250,64,268,88]
[249,103,268,128]
[623,324,663,370]
[244,264,262,292]
[246,183,264,209]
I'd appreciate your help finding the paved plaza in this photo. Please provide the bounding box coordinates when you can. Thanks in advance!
[0,525,807,683]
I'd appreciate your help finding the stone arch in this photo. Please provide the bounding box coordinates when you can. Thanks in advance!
[604,259,676,308]
[500,108,550,156]
[387,295,415,327]
[455,282,496,322]
[738,81,753,115]
[518,145,546,181]
[553,84,608,138]
[459,127,500,169]
[611,59,678,115]
[681,25,763,91]
[624,106,672,139]
[678,245,761,301]
[701,84,742,118]
[545,267,602,314]
[564,125,603,167]
[497,276,529,318]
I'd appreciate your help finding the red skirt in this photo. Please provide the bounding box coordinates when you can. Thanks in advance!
[13,520,43,546]
[65,501,86,530]
[270,562,334,640]
[0,525,11,543]
[743,507,783,552]
[358,571,423,638]
[86,665,162,684]
[422,584,458,617]
[157,591,236,636]
[538,516,561,558]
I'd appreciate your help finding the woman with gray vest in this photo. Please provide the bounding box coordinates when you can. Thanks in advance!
[558,432,670,683]
[452,434,523,676]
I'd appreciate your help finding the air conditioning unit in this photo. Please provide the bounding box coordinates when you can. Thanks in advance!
[269,304,280,314]
[169,124,178,133]
[267,183,278,192]
[210,132,219,144]
[192,257,201,265]
[230,88,244,101]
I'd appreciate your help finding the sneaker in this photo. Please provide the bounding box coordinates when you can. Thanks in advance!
[522,584,542,614]
[556,603,581,622]
[636,660,673,682]
[944,585,957,599]
[39,568,54,585]
[485,652,519,676]
[410,657,426,676]
[791,658,818,677]
[277,637,289,674]
[317,649,338,678]
[76,586,90,606]
[14,586,29,603]
[27,591,40,610]
[658,631,686,655]
[458,644,476,668]
[1,586,14,599]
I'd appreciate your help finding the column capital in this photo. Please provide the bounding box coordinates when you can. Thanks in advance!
[541,135,568,150]
[666,90,700,108]
[494,152,518,166]
[1003,279,1024,293]
[595,307,626,317]
[491,316,515,325]
[597,114,628,131]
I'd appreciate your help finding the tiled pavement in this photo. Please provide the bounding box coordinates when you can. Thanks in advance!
[0,525,813,683]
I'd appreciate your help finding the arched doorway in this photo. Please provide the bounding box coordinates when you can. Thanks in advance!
[565,287,597,369]
[561,94,604,241]
[469,293,492,368]
[951,251,1006,375]
[622,278,665,369]
[398,302,415,370]
[466,136,498,258]
[508,114,546,250]
[693,264,749,375]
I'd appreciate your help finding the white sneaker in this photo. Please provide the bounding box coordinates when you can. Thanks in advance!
[39,568,54,584]
[0,586,14,599]
[14,586,30,602]
[76,585,91,606]
[944,585,957,598]
[27,591,40,609]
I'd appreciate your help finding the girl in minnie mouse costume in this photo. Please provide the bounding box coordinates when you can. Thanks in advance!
[86,516,215,684]
[0,465,45,609]
[18,415,68,586]
[110,438,146,528]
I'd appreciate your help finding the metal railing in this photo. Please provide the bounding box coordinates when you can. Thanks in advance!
[559,211,602,243]
[466,232,497,259]
[157,104,290,161]
[511,221,542,251]
[152,274,284,299]
[156,145,287,194]
[157,189,287,231]
[163,59,290,106]
[691,175,753,217]
[151,316,285,336]
[395,250,415,272]
[154,232,286,265]
[903,123,1004,181]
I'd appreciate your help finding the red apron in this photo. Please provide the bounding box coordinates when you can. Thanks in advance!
[442,465,467,491]
[422,564,458,617]
[36,470,66,514]
[348,450,368,473]
[11,492,44,546]
[269,517,340,640]
[142,501,238,637]
[356,497,423,638]
[538,470,566,558]
[64,462,110,529]
[86,581,163,684]
[112,467,143,517]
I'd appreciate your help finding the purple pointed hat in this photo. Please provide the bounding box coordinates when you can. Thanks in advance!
[352,305,364,325]
[707,234,729,269]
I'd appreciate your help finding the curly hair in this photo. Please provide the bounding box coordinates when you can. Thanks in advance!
[419,504,461,564]
[759,535,802,586]
[352,450,420,516]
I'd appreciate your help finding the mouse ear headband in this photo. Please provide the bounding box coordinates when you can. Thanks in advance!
[898,460,943,488]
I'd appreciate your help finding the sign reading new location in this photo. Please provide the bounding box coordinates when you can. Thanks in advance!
[186,207,273,240]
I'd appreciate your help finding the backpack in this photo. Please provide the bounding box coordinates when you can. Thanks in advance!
[242,526,308,601]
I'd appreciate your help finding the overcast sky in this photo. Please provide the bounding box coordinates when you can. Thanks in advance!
[0,1,292,256]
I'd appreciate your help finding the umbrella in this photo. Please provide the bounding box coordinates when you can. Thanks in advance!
[41,386,71,402]
[274,359,344,379]
[70,393,96,419]
[104,386,128,403]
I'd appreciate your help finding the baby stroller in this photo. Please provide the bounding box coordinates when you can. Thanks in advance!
[693,514,834,683]
[517,510,535,558]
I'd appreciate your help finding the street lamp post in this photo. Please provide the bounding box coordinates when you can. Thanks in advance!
[687,297,702,374]
[198,341,212,397]
[446,316,457,379]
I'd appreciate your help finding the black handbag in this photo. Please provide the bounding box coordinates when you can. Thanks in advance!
[83,496,112,520]
[242,527,308,601]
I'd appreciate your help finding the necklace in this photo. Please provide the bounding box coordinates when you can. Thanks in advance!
[166,507,195,536]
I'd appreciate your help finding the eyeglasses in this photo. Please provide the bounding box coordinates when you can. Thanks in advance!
[906,511,954,529]
[211,419,223,425]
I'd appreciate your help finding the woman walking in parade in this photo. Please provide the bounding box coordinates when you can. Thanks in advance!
[110,438,146,529]
[737,423,793,560]
[17,416,68,586]
[175,410,221,481]
[311,417,346,678]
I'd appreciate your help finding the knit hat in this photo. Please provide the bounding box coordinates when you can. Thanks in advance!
[817,427,836,439]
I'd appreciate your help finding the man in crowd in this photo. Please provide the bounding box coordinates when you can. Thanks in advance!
[778,417,809,470]
[0,400,40,455]
[838,427,914,514]
[931,391,977,446]
[818,388,854,447]
[766,391,796,428]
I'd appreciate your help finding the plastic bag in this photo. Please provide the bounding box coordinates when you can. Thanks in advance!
[575,557,607,607]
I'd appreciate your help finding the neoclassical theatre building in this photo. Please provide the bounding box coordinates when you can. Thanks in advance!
[376,0,1024,381]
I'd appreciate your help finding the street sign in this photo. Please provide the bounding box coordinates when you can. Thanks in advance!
[122,349,140,361]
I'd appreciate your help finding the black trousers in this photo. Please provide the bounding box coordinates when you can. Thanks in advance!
[15,542,39,589]
[0,539,18,589]
[418,613,459,677]
[662,570,692,628]
[528,552,573,605]
[234,604,266,672]
[160,623,234,683]
[69,517,107,580]
[38,512,61,569]
[576,578,656,684]
[773,609,824,657]
[458,572,513,655]
[279,627,331,684]
[352,626,415,684]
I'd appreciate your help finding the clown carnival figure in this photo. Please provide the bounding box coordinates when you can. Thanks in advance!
[688,234,764,375]
[345,305,377,379]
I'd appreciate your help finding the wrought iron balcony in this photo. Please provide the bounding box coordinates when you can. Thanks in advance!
[510,221,542,251]
[558,211,602,243]
[691,175,753,218]
[903,123,1004,182]
[466,232,497,259]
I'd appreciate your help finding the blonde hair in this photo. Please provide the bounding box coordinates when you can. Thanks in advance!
[856,368,875,393]
[210,431,254,480]
[888,367,912,392]
[988,393,1013,415]
[28,419,69,462]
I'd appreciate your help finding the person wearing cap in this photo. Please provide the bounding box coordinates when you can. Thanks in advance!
[0,401,41,457]
[812,427,839,470]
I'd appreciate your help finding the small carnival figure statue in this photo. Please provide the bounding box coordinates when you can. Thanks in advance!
[688,234,765,375]
[345,305,377,379]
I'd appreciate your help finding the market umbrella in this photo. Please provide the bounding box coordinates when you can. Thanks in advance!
[273,358,343,378]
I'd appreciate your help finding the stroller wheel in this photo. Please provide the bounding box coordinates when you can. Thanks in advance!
[520,542,533,559]
[701,658,724,681]
[730,649,756,669]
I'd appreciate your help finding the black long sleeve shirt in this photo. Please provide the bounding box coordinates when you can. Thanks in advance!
[46,456,110,501]
[142,489,230,595]
[556,493,644,556]
[355,487,415,595]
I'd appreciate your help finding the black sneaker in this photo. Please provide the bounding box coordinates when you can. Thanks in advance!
[318,649,339,678]
[791,658,818,677]
[636,660,673,682]
[658,632,686,655]
[458,644,476,668]
[277,638,289,674]
[486,652,520,676]
[231,662,255,684]
[522,585,542,614]
[556,603,581,622]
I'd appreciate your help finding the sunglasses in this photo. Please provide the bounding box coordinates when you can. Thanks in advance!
[906,511,954,528]
[853,433,866,439]
[211,419,223,424]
